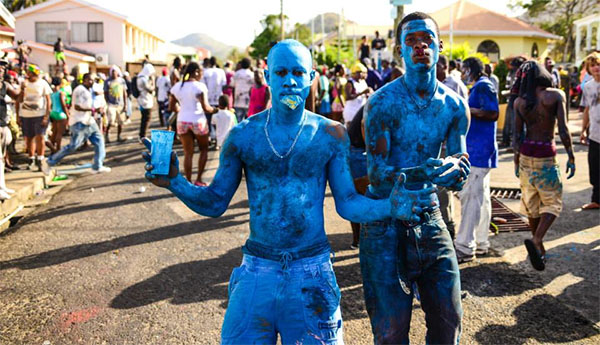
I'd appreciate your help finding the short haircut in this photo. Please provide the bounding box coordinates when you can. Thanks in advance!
[438,55,449,67]
[396,12,440,45]
[240,57,251,69]
[218,94,229,108]
[209,56,217,67]
[449,60,456,69]
[82,72,92,81]
[585,52,600,74]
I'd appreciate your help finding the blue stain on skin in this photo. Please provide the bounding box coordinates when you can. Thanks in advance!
[366,18,470,199]
[529,164,562,191]
[150,39,427,252]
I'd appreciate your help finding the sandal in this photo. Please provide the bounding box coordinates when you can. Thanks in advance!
[582,202,600,210]
[524,239,545,271]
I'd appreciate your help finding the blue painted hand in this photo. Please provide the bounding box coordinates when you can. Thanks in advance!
[390,173,438,222]
[141,137,179,188]
[566,159,575,179]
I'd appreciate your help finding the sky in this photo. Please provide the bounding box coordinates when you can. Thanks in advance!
[100,0,524,48]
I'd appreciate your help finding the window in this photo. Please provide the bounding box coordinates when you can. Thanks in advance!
[477,40,500,63]
[71,22,87,43]
[531,43,539,58]
[35,22,67,43]
[88,22,103,42]
[70,22,103,43]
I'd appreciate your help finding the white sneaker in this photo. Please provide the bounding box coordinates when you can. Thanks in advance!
[40,158,51,175]
[0,189,10,200]
[91,166,111,174]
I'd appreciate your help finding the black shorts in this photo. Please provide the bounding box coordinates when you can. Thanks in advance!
[21,116,47,137]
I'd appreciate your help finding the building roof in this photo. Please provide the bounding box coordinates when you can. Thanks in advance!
[0,25,14,37]
[430,0,561,40]
[573,13,600,27]
[0,2,15,28]
[2,40,96,62]
[12,0,165,42]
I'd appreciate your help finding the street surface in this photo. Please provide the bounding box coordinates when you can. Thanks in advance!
[0,111,598,344]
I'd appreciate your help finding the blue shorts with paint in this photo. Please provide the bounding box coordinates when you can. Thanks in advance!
[221,250,344,345]
[360,206,462,345]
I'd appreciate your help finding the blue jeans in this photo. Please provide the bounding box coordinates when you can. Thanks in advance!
[221,251,344,345]
[360,209,462,345]
[47,121,105,170]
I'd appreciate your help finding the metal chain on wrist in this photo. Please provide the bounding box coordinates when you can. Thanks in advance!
[264,108,307,159]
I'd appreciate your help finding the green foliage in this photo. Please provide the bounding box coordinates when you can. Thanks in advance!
[510,0,599,62]
[250,14,285,59]
[314,44,355,68]
[493,59,509,103]
[443,42,472,60]
[3,0,45,12]
[443,42,490,64]
[227,48,249,63]
[290,23,311,47]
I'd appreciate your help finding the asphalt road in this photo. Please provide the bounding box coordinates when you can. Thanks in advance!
[0,113,598,344]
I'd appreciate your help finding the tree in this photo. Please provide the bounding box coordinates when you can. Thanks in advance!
[511,0,599,62]
[227,48,249,64]
[3,0,45,12]
[290,23,311,47]
[250,14,285,59]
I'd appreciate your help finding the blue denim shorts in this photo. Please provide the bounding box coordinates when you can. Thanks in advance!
[221,252,344,345]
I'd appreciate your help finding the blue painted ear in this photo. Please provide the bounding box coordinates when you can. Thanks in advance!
[310,69,316,81]
[264,69,270,85]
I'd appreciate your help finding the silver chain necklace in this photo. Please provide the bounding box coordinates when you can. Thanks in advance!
[401,77,438,112]
[264,108,307,159]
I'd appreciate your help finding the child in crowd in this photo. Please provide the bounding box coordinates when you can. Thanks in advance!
[211,94,237,150]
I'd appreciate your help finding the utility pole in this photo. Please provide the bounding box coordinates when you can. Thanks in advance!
[280,0,285,41]
[391,0,411,64]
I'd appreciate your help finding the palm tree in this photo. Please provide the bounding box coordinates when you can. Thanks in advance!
[3,0,47,12]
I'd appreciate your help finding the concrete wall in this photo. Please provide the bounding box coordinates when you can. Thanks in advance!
[27,47,90,75]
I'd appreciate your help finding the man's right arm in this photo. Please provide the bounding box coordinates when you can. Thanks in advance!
[144,126,244,217]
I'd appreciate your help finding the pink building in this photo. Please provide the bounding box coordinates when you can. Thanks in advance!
[13,0,167,74]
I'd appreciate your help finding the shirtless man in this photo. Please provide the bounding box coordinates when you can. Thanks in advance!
[362,12,471,344]
[513,61,575,271]
[142,39,436,345]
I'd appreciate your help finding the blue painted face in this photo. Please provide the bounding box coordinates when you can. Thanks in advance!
[265,41,315,111]
[400,19,442,72]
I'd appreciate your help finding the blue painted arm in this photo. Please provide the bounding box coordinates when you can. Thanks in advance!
[143,128,243,218]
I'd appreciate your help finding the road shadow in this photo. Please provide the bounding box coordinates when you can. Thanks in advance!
[0,212,249,271]
[17,193,175,225]
[111,246,242,309]
[109,232,368,319]
[474,294,598,344]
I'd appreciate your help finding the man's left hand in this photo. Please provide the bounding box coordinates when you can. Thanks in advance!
[432,153,470,190]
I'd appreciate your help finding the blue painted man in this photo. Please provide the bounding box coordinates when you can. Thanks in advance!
[141,39,437,345]
[362,12,471,344]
